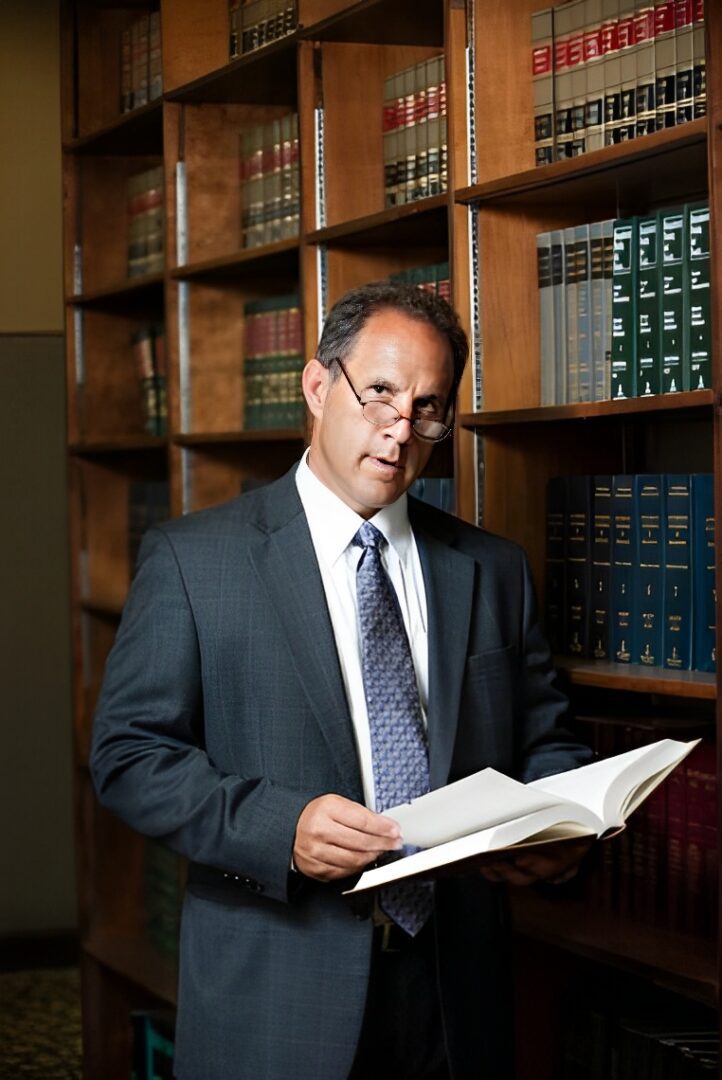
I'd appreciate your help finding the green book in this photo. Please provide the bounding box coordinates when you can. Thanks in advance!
[611,217,638,399]
[687,203,711,391]
[659,207,687,394]
[636,214,661,397]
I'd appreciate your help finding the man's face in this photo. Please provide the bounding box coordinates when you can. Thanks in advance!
[303,308,455,518]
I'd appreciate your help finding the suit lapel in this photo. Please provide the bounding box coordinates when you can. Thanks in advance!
[247,476,362,799]
[411,505,476,790]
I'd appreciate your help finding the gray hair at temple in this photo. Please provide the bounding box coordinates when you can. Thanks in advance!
[315,281,468,396]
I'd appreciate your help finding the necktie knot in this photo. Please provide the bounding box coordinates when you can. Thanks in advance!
[353,521,384,552]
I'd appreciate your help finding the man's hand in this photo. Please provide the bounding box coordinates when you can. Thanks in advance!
[294,794,402,881]
[477,838,592,887]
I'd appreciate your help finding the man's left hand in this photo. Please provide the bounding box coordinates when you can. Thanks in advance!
[476,838,592,886]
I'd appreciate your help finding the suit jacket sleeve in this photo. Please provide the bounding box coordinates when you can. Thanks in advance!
[90,528,316,904]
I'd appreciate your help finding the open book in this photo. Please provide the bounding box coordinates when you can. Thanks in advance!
[345,738,699,895]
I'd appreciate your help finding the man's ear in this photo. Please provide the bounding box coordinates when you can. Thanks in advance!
[302,358,329,420]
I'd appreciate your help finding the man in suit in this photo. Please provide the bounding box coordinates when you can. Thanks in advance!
[91,282,590,1079]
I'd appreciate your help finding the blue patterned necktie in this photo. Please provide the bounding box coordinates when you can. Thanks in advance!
[353,521,433,936]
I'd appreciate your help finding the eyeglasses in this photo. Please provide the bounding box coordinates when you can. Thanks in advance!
[333,359,454,443]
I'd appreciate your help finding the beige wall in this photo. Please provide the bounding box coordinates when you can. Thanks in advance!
[0,0,75,935]
[0,0,64,333]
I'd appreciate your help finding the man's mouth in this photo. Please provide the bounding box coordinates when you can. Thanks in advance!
[368,454,403,473]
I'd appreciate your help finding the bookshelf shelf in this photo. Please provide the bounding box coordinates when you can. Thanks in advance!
[84,930,177,1007]
[555,658,717,701]
[171,239,300,282]
[64,99,164,157]
[70,436,167,456]
[298,0,444,46]
[456,118,708,210]
[68,274,165,310]
[306,195,448,248]
[165,35,298,106]
[174,429,306,446]
[511,892,717,1010]
[459,391,715,429]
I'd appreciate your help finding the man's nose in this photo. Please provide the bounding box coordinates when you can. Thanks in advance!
[384,414,415,443]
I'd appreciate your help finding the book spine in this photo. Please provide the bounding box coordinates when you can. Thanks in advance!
[545,476,567,653]
[601,218,614,398]
[611,474,635,662]
[663,473,692,669]
[565,225,580,403]
[611,216,638,398]
[687,202,711,390]
[633,474,664,666]
[659,206,686,393]
[590,221,607,400]
[675,0,694,123]
[591,474,613,658]
[634,0,657,136]
[602,0,622,146]
[537,232,556,406]
[554,2,574,159]
[576,223,593,401]
[551,230,568,404]
[693,0,706,118]
[618,0,638,140]
[654,0,677,130]
[691,473,715,672]
[636,213,661,396]
[532,7,556,166]
[565,474,593,655]
[584,0,606,152]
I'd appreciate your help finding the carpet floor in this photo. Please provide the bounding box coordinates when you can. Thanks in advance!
[0,967,82,1078]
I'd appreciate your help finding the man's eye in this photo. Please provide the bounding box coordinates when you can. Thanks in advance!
[370,384,389,395]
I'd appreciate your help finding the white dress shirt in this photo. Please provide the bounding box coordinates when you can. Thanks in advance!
[295,450,429,810]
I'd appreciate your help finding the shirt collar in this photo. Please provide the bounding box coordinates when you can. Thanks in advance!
[295,450,412,568]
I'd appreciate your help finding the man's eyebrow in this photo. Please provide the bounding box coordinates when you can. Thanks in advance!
[364,376,442,403]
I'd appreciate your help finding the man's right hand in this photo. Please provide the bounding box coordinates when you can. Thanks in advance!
[293,794,402,881]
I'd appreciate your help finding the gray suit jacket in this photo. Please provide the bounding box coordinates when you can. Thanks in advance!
[91,465,588,1079]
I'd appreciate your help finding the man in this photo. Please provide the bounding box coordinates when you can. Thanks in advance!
[91,282,590,1079]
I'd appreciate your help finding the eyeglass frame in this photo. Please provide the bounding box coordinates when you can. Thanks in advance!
[330,357,455,443]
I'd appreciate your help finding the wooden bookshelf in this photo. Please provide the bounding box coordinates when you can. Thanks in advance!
[60,0,721,1075]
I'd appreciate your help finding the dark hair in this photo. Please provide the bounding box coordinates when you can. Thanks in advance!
[315,281,468,395]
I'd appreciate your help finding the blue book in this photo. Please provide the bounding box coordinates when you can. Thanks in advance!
[633,475,664,667]
[663,474,692,670]
[691,474,715,672]
[565,475,592,656]
[610,475,636,663]
[590,475,613,659]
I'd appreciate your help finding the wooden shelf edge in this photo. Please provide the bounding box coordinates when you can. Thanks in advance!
[83,932,177,1006]
[456,118,707,205]
[79,597,125,618]
[459,390,714,428]
[174,429,306,446]
[170,239,300,280]
[164,33,298,104]
[69,436,167,455]
[511,891,717,1008]
[306,194,448,245]
[67,273,165,306]
[555,657,717,700]
[297,0,444,45]
[63,100,163,154]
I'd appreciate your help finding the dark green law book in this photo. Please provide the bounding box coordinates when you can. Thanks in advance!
[611,217,638,399]
[687,203,711,391]
[691,473,716,673]
[610,475,636,664]
[663,474,692,670]
[590,476,613,659]
[659,207,687,394]
[636,214,661,397]
[564,475,592,657]
[633,475,664,668]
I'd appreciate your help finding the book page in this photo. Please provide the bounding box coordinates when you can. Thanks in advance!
[527,738,699,828]
[385,767,568,848]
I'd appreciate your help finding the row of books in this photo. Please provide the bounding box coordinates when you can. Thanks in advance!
[537,201,710,404]
[388,261,450,302]
[546,473,715,672]
[131,325,167,437]
[120,12,162,115]
[571,713,716,937]
[243,294,304,430]
[229,0,296,59]
[128,166,164,278]
[240,113,300,249]
[383,56,447,208]
[128,480,171,574]
[532,0,706,167]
